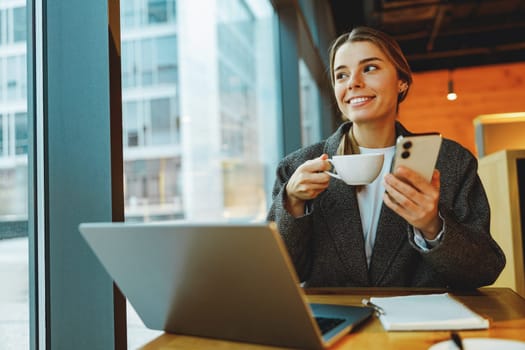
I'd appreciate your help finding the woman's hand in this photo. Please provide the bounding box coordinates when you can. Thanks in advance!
[383,166,442,239]
[285,154,331,217]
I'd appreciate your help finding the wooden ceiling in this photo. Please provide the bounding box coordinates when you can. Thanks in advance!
[329,0,525,72]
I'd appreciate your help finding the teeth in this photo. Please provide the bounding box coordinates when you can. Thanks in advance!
[350,97,370,104]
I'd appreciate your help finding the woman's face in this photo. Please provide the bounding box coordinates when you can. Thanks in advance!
[332,41,406,126]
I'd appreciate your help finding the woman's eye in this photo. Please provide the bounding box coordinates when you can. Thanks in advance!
[364,65,378,73]
[335,72,348,80]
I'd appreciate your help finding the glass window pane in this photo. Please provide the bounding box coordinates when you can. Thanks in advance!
[0,57,4,100]
[156,36,177,84]
[0,114,3,156]
[167,0,176,22]
[13,7,26,43]
[148,0,167,23]
[150,97,172,145]
[145,0,176,24]
[4,55,26,101]
[140,39,153,86]
[121,41,135,88]
[0,10,4,46]
[123,101,140,147]
[299,59,320,146]
[121,0,136,28]
[121,0,279,347]
[7,56,18,100]
[19,55,27,100]
[0,2,29,350]
[15,112,28,155]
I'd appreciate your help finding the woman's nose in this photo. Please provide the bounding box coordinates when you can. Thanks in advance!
[347,73,363,88]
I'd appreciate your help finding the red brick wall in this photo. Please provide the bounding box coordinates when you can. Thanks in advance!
[398,62,525,156]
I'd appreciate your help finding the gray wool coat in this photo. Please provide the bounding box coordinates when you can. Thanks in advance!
[267,121,505,289]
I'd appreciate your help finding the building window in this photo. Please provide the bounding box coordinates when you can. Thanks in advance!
[122,36,177,89]
[150,97,174,145]
[3,55,26,101]
[0,114,3,156]
[147,0,176,25]
[15,112,28,155]
[13,7,26,43]
[156,36,177,84]
[0,10,4,46]
[299,59,321,146]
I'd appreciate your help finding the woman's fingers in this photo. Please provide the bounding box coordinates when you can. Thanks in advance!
[383,167,440,235]
[286,154,332,201]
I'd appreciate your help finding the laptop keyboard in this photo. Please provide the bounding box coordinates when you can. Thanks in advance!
[314,317,346,334]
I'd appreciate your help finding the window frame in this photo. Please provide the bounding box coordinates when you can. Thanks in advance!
[28,0,126,348]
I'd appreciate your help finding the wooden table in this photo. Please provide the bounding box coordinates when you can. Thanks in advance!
[138,287,525,349]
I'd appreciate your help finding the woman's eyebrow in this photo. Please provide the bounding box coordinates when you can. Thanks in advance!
[334,57,384,72]
[359,57,384,65]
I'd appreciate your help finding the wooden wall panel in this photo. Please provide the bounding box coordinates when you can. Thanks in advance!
[398,62,525,156]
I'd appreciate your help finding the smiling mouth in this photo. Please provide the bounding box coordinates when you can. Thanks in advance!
[347,96,374,105]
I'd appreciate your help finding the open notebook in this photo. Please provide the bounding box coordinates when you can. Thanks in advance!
[370,293,489,331]
[79,221,373,349]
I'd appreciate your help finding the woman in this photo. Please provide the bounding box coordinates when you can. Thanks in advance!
[267,26,505,288]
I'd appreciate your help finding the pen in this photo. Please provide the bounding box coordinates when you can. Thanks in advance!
[361,298,386,315]
[450,331,464,350]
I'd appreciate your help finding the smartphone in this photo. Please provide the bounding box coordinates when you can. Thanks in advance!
[393,133,442,182]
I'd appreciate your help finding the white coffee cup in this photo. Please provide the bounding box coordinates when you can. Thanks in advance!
[324,153,384,185]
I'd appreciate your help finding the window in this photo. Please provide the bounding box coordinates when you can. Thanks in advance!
[121,0,136,28]
[0,2,29,349]
[141,39,154,86]
[5,55,26,101]
[13,7,26,43]
[121,0,279,346]
[148,0,176,25]
[0,114,3,156]
[0,6,27,45]
[299,59,321,146]
[148,0,167,23]
[0,17,29,218]
[121,41,137,88]
[156,36,177,84]
[123,101,140,147]
[150,97,173,145]
[15,112,28,155]
[0,10,3,46]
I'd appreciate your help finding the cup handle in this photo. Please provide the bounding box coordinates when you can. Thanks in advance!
[324,159,342,180]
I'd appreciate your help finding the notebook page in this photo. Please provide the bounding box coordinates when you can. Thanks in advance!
[370,293,489,331]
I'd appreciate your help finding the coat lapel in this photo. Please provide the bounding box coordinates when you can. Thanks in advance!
[319,180,370,285]
[367,193,408,285]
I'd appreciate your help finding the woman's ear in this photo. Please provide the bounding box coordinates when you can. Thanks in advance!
[397,81,409,103]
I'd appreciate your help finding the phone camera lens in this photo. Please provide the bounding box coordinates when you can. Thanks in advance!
[403,141,412,149]
[401,151,410,159]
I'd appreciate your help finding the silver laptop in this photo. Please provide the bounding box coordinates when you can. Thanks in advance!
[79,221,372,350]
